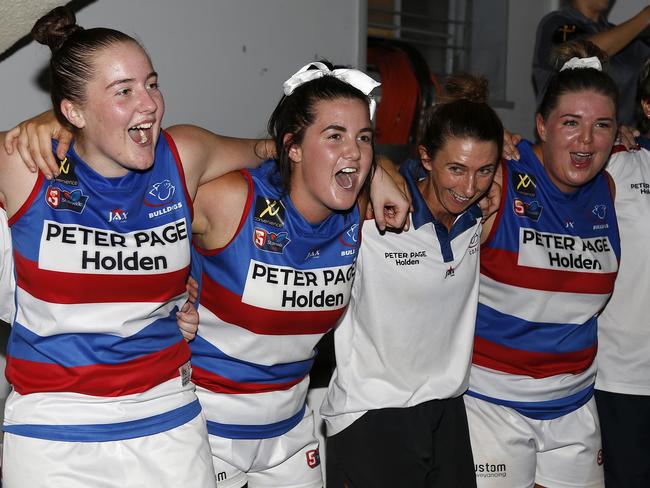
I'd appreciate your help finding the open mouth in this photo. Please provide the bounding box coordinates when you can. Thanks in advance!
[128,122,154,145]
[570,152,593,167]
[335,167,358,190]
[449,189,471,204]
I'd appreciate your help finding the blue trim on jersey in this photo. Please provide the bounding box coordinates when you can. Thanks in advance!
[400,159,482,263]
[638,135,650,151]
[475,303,597,354]
[3,399,201,442]
[8,316,182,366]
[467,384,593,420]
[191,335,314,384]
[206,404,306,439]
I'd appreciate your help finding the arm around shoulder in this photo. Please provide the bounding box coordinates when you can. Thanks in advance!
[0,131,40,217]
[166,124,273,196]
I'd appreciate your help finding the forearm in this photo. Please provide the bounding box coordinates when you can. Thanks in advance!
[589,8,650,56]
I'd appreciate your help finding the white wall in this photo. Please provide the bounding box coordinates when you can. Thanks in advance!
[609,0,647,24]
[494,0,557,140]
[0,0,363,137]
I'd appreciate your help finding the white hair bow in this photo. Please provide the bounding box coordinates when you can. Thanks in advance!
[283,62,381,118]
[560,56,602,72]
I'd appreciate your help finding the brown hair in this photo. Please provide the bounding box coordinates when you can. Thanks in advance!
[538,39,617,120]
[32,6,144,121]
[419,73,503,163]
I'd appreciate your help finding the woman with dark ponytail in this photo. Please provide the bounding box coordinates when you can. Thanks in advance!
[322,73,503,488]
[0,7,408,487]
[465,39,620,488]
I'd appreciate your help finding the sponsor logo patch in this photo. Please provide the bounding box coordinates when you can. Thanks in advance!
[590,204,609,230]
[253,227,290,253]
[475,462,507,479]
[54,157,78,186]
[597,449,604,466]
[630,182,650,194]
[144,180,176,206]
[513,198,542,221]
[306,449,320,468]
[512,171,536,197]
[254,196,285,228]
[46,186,88,214]
[108,208,128,223]
[518,228,617,273]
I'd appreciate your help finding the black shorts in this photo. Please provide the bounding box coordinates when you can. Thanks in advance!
[326,395,476,488]
[595,389,650,488]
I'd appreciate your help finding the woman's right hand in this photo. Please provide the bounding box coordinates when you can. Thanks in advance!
[3,110,73,179]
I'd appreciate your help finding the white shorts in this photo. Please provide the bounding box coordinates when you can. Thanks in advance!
[2,410,215,488]
[464,395,604,488]
[209,411,322,488]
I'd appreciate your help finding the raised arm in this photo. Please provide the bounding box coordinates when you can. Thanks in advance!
[589,7,650,57]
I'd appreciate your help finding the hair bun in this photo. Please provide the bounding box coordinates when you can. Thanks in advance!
[32,6,83,52]
[440,73,489,104]
[550,39,608,72]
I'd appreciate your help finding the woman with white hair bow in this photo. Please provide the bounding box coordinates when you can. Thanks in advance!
[185,60,387,488]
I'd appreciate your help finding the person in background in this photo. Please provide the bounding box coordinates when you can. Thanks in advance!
[594,55,650,488]
[322,73,503,488]
[533,0,650,126]
[467,40,620,488]
[0,204,14,327]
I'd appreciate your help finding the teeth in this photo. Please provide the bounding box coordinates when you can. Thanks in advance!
[339,168,357,174]
[450,190,469,201]
[131,122,153,130]
[139,129,148,144]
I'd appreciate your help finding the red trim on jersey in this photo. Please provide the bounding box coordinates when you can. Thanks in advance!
[200,274,344,335]
[610,143,634,155]
[480,247,617,295]
[162,130,194,223]
[472,336,596,379]
[481,159,508,249]
[14,252,188,303]
[8,172,44,226]
[196,170,254,256]
[192,365,303,394]
[6,340,190,396]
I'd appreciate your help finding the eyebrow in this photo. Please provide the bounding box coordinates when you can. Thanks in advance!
[320,124,374,133]
[560,113,614,121]
[105,71,158,90]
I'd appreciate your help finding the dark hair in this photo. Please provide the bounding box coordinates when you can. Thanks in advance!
[538,39,618,120]
[418,73,503,163]
[636,57,650,134]
[32,6,143,122]
[267,61,376,193]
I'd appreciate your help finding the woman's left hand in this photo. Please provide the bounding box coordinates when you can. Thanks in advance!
[176,301,199,342]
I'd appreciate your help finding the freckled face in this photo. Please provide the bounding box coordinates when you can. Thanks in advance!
[66,41,164,177]
[536,90,616,193]
[288,97,374,223]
